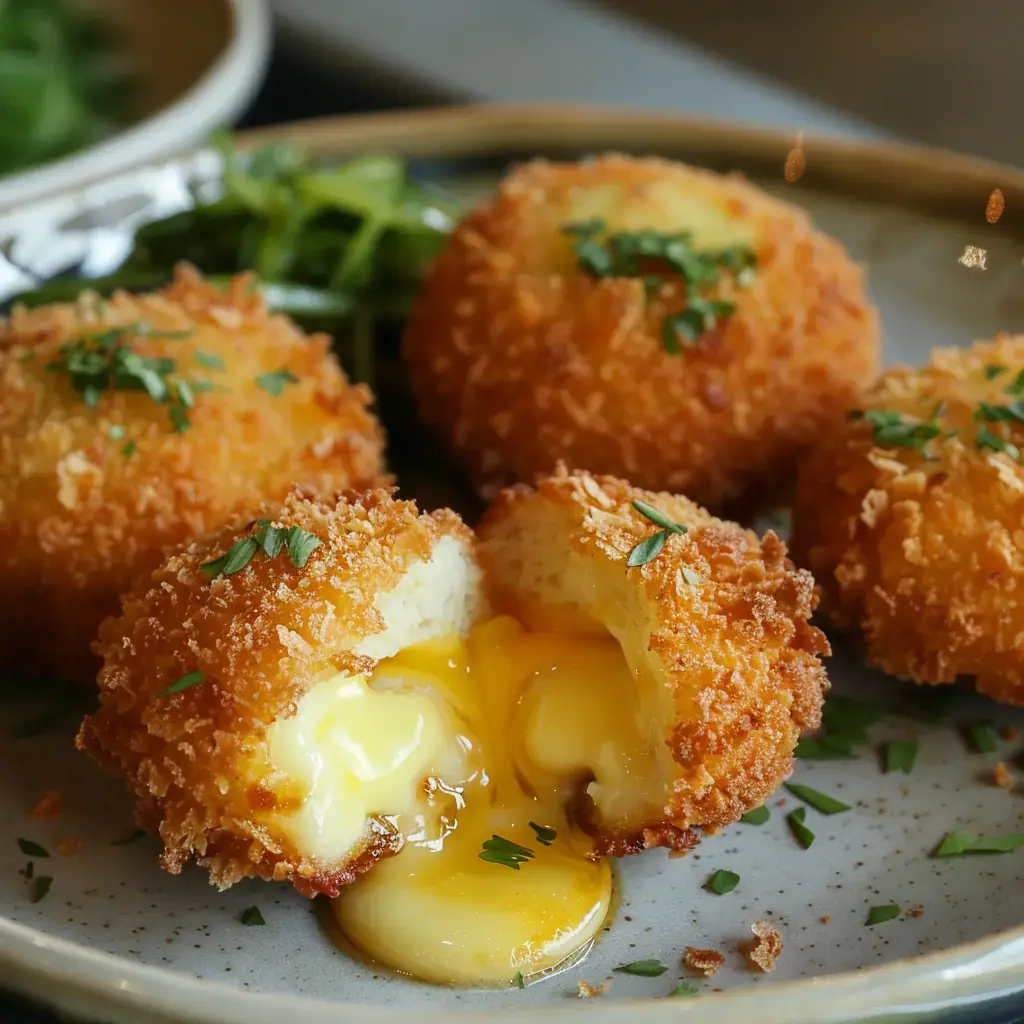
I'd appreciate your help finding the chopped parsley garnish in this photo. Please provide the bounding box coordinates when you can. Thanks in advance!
[627,500,688,568]
[797,694,882,761]
[201,521,322,578]
[795,737,857,760]
[17,839,49,858]
[110,829,147,847]
[255,368,300,396]
[932,830,1024,856]
[784,783,850,814]
[122,440,137,457]
[740,806,769,825]
[866,904,900,925]
[851,408,943,450]
[985,364,1007,380]
[976,400,1024,424]
[668,982,699,997]
[1007,369,1024,396]
[613,959,668,977]
[479,834,535,870]
[787,807,815,848]
[29,876,52,903]
[975,424,1020,459]
[194,351,226,371]
[240,905,266,926]
[963,723,998,753]
[884,740,919,774]
[708,869,740,895]
[168,403,191,433]
[529,822,556,846]
[512,971,525,990]
[160,671,205,697]
[563,219,755,353]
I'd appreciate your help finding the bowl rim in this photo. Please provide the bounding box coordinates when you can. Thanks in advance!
[2,103,1024,1024]
[0,0,271,215]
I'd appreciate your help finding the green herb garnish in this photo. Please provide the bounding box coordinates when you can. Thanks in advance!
[255,369,300,396]
[795,736,857,760]
[122,440,137,457]
[963,724,998,753]
[613,959,668,977]
[853,408,943,450]
[512,971,525,990]
[110,829,147,847]
[668,982,699,996]
[884,740,919,774]
[479,834,535,870]
[787,807,815,849]
[1007,370,1024,396]
[784,783,850,814]
[194,351,226,371]
[627,500,688,568]
[529,822,556,846]
[740,806,770,825]
[933,831,1024,856]
[17,839,49,858]
[985,364,1007,380]
[976,400,1024,424]
[976,425,1020,459]
[201,521,322,578]
[240,905,265,926]
[866,904,900,925]
[160,671,205,697]
[708,869,740,895]
[29,876,52,903]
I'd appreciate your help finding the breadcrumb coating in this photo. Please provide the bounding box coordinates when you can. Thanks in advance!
[477,467,829,838]
[403,154,879,510]
[77,488,476,896]
[0,267,385,684]
[791,334,1024,704]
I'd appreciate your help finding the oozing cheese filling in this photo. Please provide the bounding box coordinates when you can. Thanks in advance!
[266,614,671,987]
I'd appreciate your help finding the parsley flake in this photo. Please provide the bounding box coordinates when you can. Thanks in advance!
[976,401,1024,424]
[933,831,1024,856]
[740,806,769,825]
[240,905,265,926]
[963,724,998,753]
[529,822,556,846]
[17,839,49,858]
[256,369,300,396]
[613,959,668,977]
[29,876,52,903]
[668,982,699,997]
[627,500,688,568]
[976,424,1020,459]
[985,364,1007,380]
[194,351,226,371]
[866,904,900,925]
[884,740,919,774]
[122,441,137,457]
[512,971,525,990]
[202,524,321,578]
[855,408,943,450]
[161,671,205,697]
[479,834,535,870]
[784,782,850,815]
[708,869,740,895]
[795,737,857,761]
[1007,369,1024,396]
[787,807,815,849]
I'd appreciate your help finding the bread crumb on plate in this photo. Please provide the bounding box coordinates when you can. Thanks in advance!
[683,947,725,976]
[744,920,784,972]
[577,978,612,998]
[30,789,61,820]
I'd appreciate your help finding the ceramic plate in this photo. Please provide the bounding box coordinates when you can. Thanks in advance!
[3,107,1024,1024]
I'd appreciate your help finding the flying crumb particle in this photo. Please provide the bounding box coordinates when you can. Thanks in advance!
[784,133,807,183]
[57,837,81,856]
[906,906,925,919]
[775,798,787,807]
[986,188,1006,224]
[743,921,784,973]
[820,914,831,924]
[958,245,988,270]
[1001,726,1019,741]
[683,947,725,976]
[30,790,61,820]
[577,978,612,999]
[992,762,1014,788]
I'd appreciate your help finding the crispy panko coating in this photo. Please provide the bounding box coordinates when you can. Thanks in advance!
[477,467,830,840]
[403,154,879,510]
[0,267,385,684]
[792,334,1024,704]
[78,488,481,896]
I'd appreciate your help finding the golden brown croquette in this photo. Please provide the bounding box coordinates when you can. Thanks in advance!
[0,266,386,684]
[403,154,879,511]
[791,334,1024,704]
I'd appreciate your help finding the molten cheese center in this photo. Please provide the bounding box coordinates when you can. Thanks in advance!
[267,615,669,987]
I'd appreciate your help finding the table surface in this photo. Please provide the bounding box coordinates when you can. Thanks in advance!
[2,12,1022,1023]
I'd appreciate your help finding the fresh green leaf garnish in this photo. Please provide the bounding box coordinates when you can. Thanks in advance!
[784,783,851,814]
[17,839,49,858]
[963,724,998,753]
[668,982,699,996]
[529,822,556,846]
[110,829,147,847]
[1007,369,1024,396]
[512,971,525,989]
[985,364,1007,380]
[884,740,919,774]
[161,671,205,697]
[976,424,1020,459]
[240,905,265,926]
[795,737,856,760]
[866,904,900,925]
[933,831,1024,856]
[708,869,740,895]
[29,876,52,903]
[976,400,1024,424]
[122,440,137,457]
[787,807,815,849]
[201,523,321,578]
[255,369,300,396]
[479,834,535,870]
[740,806,770,825]
[284,526,322,569]
[613,959,668,977]
[855,408,943,450]
[194,351,226,371]
[168,404,191,433]
[932,830,975,857]
[627,500,688,568]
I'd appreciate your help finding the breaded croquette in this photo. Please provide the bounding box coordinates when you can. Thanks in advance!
[78,470,827,901]
[0,266,385,684]
[791,334,1024,704]
[403,154,879,510]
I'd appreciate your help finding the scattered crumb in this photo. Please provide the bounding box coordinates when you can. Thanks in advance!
[820,915,831,924]
[906,906,925,919]
[577,978,612,999]
[683,947,725,976]
[57,837,81,856]
[992,762,1014,788]
[743,921,784,973]
[1002,726,1019,741]
[30,789,61,821]
[775,798,787,807]
[900,785,910,796]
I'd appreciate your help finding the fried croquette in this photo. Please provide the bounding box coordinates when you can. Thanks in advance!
[0,266,385,684]
[477,467,830,842]
[791,334,1024,704]
[78,470,828,897]
[403,154,879,510]
[78,488,483,895]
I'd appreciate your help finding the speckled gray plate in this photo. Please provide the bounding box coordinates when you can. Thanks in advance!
[3,106,1024,1024]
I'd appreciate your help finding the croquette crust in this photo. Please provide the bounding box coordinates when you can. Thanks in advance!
[403,154,879,510]
[791,334,1024,704]
[478,467,830,837]
[0,267,386,683]
[78,488,473,896]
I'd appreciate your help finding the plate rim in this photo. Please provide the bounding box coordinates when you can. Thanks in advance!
[2,102,1024,1023]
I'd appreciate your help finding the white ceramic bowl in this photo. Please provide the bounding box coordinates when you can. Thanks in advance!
[0,0,271,213]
